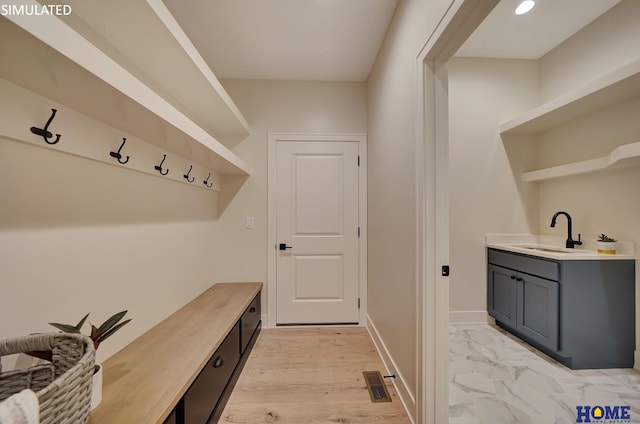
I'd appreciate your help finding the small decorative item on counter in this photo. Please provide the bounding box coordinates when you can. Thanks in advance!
[597,234,617,254]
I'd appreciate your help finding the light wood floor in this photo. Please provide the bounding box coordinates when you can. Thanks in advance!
[220,327,411,424]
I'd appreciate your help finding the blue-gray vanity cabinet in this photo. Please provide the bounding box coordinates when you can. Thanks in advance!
[487,264,518,330]
[487,248,635,369]
[488,259,559,352]
[516,272,559,352]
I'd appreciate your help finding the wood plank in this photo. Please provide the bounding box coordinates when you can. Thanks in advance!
[90,282,262,424]
[220,327,411,424]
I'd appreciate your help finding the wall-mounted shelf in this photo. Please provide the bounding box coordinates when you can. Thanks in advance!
[0,79,222,191]
[41,0,250,147]
[501,58,640,135]
[522,141,640,182]
[0,7,250,178]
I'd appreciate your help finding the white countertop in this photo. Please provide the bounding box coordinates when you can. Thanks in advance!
[486,234,636,261]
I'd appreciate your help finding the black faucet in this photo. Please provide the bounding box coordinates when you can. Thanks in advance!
[550,211,582,248]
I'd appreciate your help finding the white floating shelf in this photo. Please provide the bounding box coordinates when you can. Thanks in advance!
[49,0,250,146]
[501,58,640,135]
[0,79,222,191]
[522,141,640,182]
[0,6,250,177]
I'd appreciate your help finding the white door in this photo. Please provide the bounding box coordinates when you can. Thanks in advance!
[276,141,360,324]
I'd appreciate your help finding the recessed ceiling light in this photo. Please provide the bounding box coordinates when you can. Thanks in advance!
[515,0,535,15]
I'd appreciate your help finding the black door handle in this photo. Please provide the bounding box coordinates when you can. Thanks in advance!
[279,243,293,251]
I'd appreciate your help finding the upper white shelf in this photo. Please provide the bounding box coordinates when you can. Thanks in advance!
[0,2,250,176]
[522,141,640,182]
[501,58,640,135]
[46,0,250,146]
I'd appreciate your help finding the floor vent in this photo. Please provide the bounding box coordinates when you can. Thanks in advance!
[363,371,391,403]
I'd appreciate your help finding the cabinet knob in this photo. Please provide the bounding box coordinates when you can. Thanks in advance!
[249,307,256,313]
[510,275,517,280]
[213,356,224,368]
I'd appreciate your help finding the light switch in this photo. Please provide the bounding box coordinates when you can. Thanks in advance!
[246,216,254,229]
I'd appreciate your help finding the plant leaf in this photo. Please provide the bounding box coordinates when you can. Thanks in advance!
[48,313,89,334]
[95,319,131,344]
[74,313,90,332]
[95,311,128,337]
[49,322,81,333]
[90,324,99,341]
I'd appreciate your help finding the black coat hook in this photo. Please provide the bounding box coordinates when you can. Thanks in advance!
[204,172,213,188]
[183,165,194,183]
[30,108,61,145]
[109,137,130,164]
[154,154,169,175]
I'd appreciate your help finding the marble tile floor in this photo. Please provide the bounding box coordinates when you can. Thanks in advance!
[449,323,640,424]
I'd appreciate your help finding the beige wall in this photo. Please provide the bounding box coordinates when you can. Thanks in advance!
[215,79,367,302]
[366,0,452,404]
[536,0,640,351]
[0,78,367,368]
[0,136,219,365]
[447,58,539,315]
[539,0,640,102]
[448,0,640,323]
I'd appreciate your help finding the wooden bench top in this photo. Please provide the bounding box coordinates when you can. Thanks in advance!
[89,282,262,424]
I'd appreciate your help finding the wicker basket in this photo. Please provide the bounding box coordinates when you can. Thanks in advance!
[0,333,95,424]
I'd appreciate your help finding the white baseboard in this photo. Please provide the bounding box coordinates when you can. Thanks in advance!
[635,350,640,371]
[449,310,488,324]
[366,315,416,424]
[260,314,270,328]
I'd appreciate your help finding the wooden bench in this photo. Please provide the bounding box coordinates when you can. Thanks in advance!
[90,282,262,424]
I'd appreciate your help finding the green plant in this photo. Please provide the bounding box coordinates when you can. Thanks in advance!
[49,311,131,350]
[27,311,131,362]
[597,234,617,242]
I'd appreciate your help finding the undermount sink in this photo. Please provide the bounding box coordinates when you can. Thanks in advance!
[486,236,632,260]
[509,245,594,255]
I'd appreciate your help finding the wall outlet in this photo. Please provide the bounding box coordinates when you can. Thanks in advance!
[246,216,254,229]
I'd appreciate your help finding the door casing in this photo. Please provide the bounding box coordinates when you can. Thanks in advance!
[267,132,367,328]
[415,1,498,422]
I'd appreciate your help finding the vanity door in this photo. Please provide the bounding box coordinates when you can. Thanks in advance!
[516,273,559,351]
[487,264,517,329]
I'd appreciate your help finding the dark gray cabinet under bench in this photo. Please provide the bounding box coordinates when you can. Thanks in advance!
[179,290,261,424]
[91,282,262,424]
[487,248,635,369]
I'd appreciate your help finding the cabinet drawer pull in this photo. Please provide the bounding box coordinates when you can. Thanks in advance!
[249,307,256,313]
[516,277,523,282]
[213,356,224,368]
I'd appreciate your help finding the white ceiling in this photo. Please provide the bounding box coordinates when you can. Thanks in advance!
[162,0,399,82]
[456,0,623,59]
[161,0,622,82]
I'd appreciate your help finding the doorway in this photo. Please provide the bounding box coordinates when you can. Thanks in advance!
[267,133,367,327]
[415,1,497,423]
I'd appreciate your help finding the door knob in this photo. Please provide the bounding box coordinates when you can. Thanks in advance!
[279,243,293,251]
